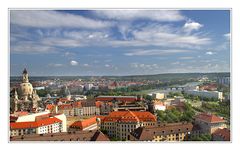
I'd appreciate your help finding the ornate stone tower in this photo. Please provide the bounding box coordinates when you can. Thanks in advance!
[13,89,19,112]
[20,68,33,99]
[22,68,29,83]
[32,89,40,109]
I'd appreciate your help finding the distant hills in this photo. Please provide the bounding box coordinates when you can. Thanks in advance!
[10,72,230,82]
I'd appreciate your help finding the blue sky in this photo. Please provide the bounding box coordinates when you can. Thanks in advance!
[10,10,230,76]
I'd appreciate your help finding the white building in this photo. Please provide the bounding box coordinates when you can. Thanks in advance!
[84,83,93,91]
[10,116,63,137]
[154,102,166,111]
[185,90,223,100]
[54,113,67,132]
[10,111,67,137]
[73,95,87,101]
[152,93,165,99]
[16,111,50,122]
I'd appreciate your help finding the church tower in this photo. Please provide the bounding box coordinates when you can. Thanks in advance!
[11,68,40,112]
[20,68,33,97]
[22,68,29,83]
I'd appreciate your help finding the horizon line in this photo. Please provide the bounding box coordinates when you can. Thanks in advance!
[10,71,230,77]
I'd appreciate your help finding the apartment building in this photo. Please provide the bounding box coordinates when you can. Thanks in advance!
[10,117,63,137]
[129,122,193,141]
[100,111,157,140]
[10,111,67,137]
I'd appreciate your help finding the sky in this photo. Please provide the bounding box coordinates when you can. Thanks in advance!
[10,10,230,76]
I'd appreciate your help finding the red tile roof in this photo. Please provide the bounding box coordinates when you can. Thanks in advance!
[58,98,71,102]
[10,117,62,129]
[10,130,110,141]
[102,111,157,123]
[58,104,73,110]
[55,101,82,110]
[35,114,51,121]
[130,122,193,141]
[72,101,82,108]
[70,117,97,130]
[96,115,106,121]
[195,113,225,123]
[96,96,137,102]
[95,101,102,108]
[46,104,55,110]
[212,128,230,141]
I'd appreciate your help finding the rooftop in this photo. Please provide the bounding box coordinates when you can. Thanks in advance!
[96,96,138,102]
[212,128,230,141]
[130,122,193,141]
[10,130,110,141]
[102,111,157,123]
[70,117,97,130]
[195,113,225,123]
[10,117,62,129]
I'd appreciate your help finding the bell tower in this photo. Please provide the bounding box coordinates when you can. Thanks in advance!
[22,68,29,83]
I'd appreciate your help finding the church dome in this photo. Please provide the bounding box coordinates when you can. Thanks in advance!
[20,82,33,97]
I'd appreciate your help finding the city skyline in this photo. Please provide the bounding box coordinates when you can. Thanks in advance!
[10,10,230,76]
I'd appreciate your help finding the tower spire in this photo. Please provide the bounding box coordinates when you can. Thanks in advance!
[23,68,28,74]
[22,68,29,83]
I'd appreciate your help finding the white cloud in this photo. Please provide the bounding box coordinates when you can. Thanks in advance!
[94,10,185,22]
[179,56,194,60]
[38,30,111,48]
[224,33,230,40]
[11,41,57,54]
[11,10,113,29]
[48,63,64,67]
[10,11,211,54]
[105,64,110,67]
[130,63,139,68]
[171,61,180,65]
[83,64,89,67]
[70,60,79,66]
[63,51,75,57]
[183,21,203,33]
[64,31,109,40]
[41,37,84,48]
[124,49,191,56]
[128,24,210,47]
[130,63,159,70]
[206,51,215,55]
